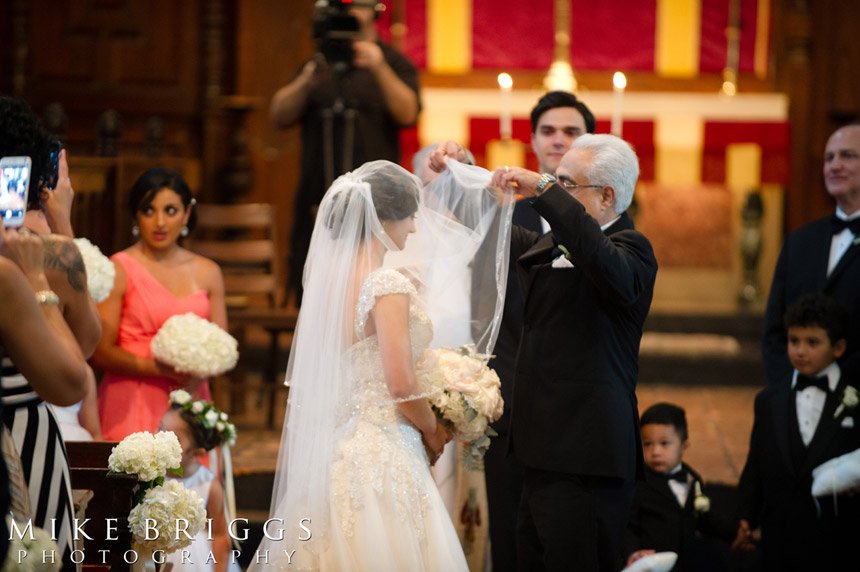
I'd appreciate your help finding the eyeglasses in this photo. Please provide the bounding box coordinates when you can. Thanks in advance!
[558,179,604,194]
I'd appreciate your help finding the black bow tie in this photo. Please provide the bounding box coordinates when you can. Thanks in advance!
[795,374,830,392]
[668,469,688,483]
[831,215,860,235]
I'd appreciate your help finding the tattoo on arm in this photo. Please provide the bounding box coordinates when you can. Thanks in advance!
[43,238,87,292]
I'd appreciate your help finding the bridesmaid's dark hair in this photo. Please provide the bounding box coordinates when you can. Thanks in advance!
[128,167,197,232]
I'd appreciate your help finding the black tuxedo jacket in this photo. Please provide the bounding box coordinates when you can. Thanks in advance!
[763,216,860,385]
[509,184,658,480]
[624,465,734,571]
[737,379,860,570]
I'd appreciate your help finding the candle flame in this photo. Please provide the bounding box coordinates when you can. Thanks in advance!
[612,71,627,90]
[497,73,513,90]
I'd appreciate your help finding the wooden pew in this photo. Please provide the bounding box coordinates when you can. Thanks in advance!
[65,441,137,572]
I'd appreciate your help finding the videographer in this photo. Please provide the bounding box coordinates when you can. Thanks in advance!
[271,0,420,304]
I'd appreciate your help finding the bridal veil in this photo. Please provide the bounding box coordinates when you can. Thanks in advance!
[257,159,512,568]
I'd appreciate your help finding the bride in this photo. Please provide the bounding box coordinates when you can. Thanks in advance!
[254,160,511,570]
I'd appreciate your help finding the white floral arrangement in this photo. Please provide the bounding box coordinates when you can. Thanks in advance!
[108,431,182,484]
[169,389,237,446]
[693,480,711,515]
[1,516,61,571]
[150,313,239,378]
[128,479,206,556]
[416,344,504,469]
[834,385,859,418]
[72,237,115,303]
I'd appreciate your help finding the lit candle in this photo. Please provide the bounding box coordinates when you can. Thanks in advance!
[611,71,627,138]
[498,72,513,140]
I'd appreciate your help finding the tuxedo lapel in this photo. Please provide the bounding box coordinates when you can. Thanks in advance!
[645,471,678,505]
[770,387,796,478]
[824,241,860,291]
[812,221,834,288]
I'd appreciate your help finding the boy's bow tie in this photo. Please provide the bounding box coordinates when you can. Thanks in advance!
[662,468,688,483]
[795,374,829,392]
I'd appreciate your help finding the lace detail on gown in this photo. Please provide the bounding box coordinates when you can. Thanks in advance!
[330,269,435,539]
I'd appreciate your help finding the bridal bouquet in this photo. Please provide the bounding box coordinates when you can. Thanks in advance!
[416,345,504,469]
[128,480,206,556]
[73,237,115,303]
[150,313,239,378]
[108,430,182,485]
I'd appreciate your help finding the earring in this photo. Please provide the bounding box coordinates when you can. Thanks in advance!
[131,225,139,238]
[180,226,189,237]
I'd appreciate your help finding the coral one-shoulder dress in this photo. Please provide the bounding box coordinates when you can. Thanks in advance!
[98,251,212,441]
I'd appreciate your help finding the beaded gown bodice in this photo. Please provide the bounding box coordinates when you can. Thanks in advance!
[330,268,437,539]
[342,268,433,423]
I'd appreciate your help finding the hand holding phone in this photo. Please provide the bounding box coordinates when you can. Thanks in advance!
[39,149,75,237]
[0,156,32,228]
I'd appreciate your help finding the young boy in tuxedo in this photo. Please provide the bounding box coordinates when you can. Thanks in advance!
[623,403,733,571]
[734,293,860,570]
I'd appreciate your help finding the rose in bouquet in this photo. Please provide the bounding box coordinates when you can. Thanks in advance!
[128,479,206,556]
[150,313,239,378]
[108,430,182,485]
[416,344,504,469]
[73,237,115,303]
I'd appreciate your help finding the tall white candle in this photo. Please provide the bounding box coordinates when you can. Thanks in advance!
[498,73,513,140]
[611,71,627,138]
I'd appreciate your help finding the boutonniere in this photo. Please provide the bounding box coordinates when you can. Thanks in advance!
[557,244,572,261]
[693,481,710,515]
[834,386,859,418]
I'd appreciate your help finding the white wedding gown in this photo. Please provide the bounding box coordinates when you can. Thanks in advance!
[316,268,468,571]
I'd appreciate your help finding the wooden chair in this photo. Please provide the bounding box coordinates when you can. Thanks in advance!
[187,203,298,427]
[65,441,137,571]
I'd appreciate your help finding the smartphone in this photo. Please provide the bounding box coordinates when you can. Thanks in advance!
[0,156,32,228]
[41,140,62,191]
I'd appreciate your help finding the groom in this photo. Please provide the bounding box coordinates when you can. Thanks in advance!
[489,134,658,571]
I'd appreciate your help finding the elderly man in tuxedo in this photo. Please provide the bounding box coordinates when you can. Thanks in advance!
[484,92,596,572]
[490,134,658,571]
[763,123,860,386]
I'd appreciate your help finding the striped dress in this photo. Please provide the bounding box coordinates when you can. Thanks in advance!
[1,357,75,570]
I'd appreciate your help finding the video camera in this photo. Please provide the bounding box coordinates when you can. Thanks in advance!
[312,0,383,67]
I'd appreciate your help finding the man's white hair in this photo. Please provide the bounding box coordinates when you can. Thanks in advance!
[570,134,639,214]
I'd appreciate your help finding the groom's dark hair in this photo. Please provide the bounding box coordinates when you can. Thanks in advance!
[641,402,688,442]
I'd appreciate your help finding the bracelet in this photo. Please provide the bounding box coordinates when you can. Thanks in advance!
[35,290,60,306]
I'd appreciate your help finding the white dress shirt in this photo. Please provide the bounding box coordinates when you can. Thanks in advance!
[666,464,690,507]
[792,362,841,446]
[827,208,860,276]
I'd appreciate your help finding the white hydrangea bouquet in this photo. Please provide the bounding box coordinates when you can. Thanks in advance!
[150,313,239,378]
[108,430,182,486]
[416,344,504,469]
[72,237,115,303]
[2,516,61,571]
[169,389,237,446]
[128,479,206,556]
[108,431,206,559]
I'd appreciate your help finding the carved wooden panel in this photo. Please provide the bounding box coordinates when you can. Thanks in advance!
[23,0,201,115]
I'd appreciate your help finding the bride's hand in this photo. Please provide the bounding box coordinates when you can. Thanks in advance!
[423,422,452,465]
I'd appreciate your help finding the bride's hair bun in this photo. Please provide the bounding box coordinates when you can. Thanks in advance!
[323,161,419,240]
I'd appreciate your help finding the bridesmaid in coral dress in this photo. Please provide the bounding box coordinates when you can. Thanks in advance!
[91,168,226,441]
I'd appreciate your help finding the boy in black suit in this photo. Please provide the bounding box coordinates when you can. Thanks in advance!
[624,403,733,571]
[735,293,860,570]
